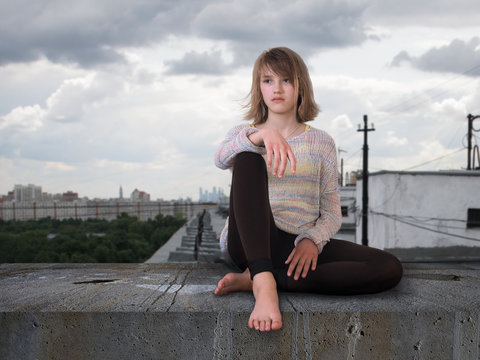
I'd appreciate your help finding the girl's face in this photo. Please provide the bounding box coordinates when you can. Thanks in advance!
[259,68,296,118]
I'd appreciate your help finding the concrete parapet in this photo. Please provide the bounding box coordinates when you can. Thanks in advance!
[168,210,221,262]
[1,262,480,359]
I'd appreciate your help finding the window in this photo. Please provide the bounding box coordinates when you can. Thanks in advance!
[467,208,480,228]
[341,206,348,217]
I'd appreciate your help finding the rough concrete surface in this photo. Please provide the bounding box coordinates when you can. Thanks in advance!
[1,262,479,360]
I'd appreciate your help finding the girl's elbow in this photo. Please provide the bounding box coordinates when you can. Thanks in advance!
[214,158,231,170]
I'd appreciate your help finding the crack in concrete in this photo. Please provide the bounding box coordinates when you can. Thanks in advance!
[285,296,298,312]
[165,268,192,312]
[141,270,181,311]
[346,313,362,360]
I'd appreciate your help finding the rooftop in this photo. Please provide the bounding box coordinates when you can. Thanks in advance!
[1,209,479,359]
[368,169,480,177]
[1,261,479,359]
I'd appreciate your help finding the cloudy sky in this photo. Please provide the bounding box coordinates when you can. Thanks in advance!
[1,0,480,201]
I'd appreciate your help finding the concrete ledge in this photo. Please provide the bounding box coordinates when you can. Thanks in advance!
[1,262,480,359]
[387,246,480,262]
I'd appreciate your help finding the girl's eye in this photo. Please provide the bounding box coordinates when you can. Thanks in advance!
[283,78,290,83]
[263,79,271,84]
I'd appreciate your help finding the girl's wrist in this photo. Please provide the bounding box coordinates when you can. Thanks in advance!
[248,131,264,147]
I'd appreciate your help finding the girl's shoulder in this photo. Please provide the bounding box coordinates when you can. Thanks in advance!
[224,122,255,138]
[304,125,336,146]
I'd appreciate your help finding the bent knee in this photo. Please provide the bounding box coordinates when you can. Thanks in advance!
[377,252,403,290]
[234,152,266,172]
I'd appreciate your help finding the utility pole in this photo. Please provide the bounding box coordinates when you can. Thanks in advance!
[467,114,480,170]
[338,147,347,187]
[357,115,375,246]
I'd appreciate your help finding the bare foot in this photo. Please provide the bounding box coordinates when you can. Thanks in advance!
[248,272,282,332]
[214,269,253,296]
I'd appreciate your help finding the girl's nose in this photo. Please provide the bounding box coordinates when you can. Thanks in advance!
[273,80,282,93]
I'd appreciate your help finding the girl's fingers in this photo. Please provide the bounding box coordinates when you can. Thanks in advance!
[288,150,296,174]
[301,260,311,278]
[285,248,296,264]
[272,147,280,175]
[287,256,299,277]
[262,129,296,178]
[294,256,307,277]
[266,146,272,168]
[278,151,288,178]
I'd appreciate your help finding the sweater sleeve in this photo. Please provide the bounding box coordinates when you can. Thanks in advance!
[294,138,342,253]
[214,124,266,170]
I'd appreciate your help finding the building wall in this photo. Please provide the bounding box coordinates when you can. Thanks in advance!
[0,200,216,222]
[356,171,480,250]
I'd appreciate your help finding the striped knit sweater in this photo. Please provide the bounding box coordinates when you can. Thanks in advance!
[214,123,342,254]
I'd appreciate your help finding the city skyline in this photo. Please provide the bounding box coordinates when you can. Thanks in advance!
[1,183,227,202]
[1,1,479,200]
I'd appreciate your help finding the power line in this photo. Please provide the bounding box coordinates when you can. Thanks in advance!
[381,64,480,115]
[401,148,465,171]
[372,211,480,243]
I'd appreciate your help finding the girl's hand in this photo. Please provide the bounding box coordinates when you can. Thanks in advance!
[285,238,318,280]
[249,128,296,178]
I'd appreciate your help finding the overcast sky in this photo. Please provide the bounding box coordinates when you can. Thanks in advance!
[1,0,480,200]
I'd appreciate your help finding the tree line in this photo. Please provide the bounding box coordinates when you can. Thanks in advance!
[0,213,186,263]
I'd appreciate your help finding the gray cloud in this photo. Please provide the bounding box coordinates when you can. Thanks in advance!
[192,0,370,66]
[164,50,230,75]
[0,0,206,68]
[365,0,480,27]
[392,37,480,76]
[1,0,372,70]
[2,0,479,73]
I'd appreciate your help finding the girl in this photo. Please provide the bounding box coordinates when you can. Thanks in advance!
[214,47,402,332]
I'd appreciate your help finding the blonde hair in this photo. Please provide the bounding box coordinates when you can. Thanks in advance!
[244,47,320,124]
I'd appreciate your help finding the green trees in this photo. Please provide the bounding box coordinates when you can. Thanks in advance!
[0,213,186,263]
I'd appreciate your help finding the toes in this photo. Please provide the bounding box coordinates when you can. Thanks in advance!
[264,321,271,332]
[248,316,255,329]
[271,319,282,331]
[259,320,266,332]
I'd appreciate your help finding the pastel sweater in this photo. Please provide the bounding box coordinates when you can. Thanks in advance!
[214,123,342,254]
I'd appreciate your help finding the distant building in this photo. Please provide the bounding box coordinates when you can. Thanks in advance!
[131,188,150,202]
[62,191,78,202]
[356,170,480,261]
[199,186,227,204]
[1,191,14,202]
[0,198,215,222]
[119,186,123,199]
[345,170,362,186]
[14,184,42,202]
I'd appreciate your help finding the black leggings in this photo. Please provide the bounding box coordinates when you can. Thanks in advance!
[227,152,403,295]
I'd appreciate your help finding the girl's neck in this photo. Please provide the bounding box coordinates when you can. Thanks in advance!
[258,115,304,139]
[263,113,298,130]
